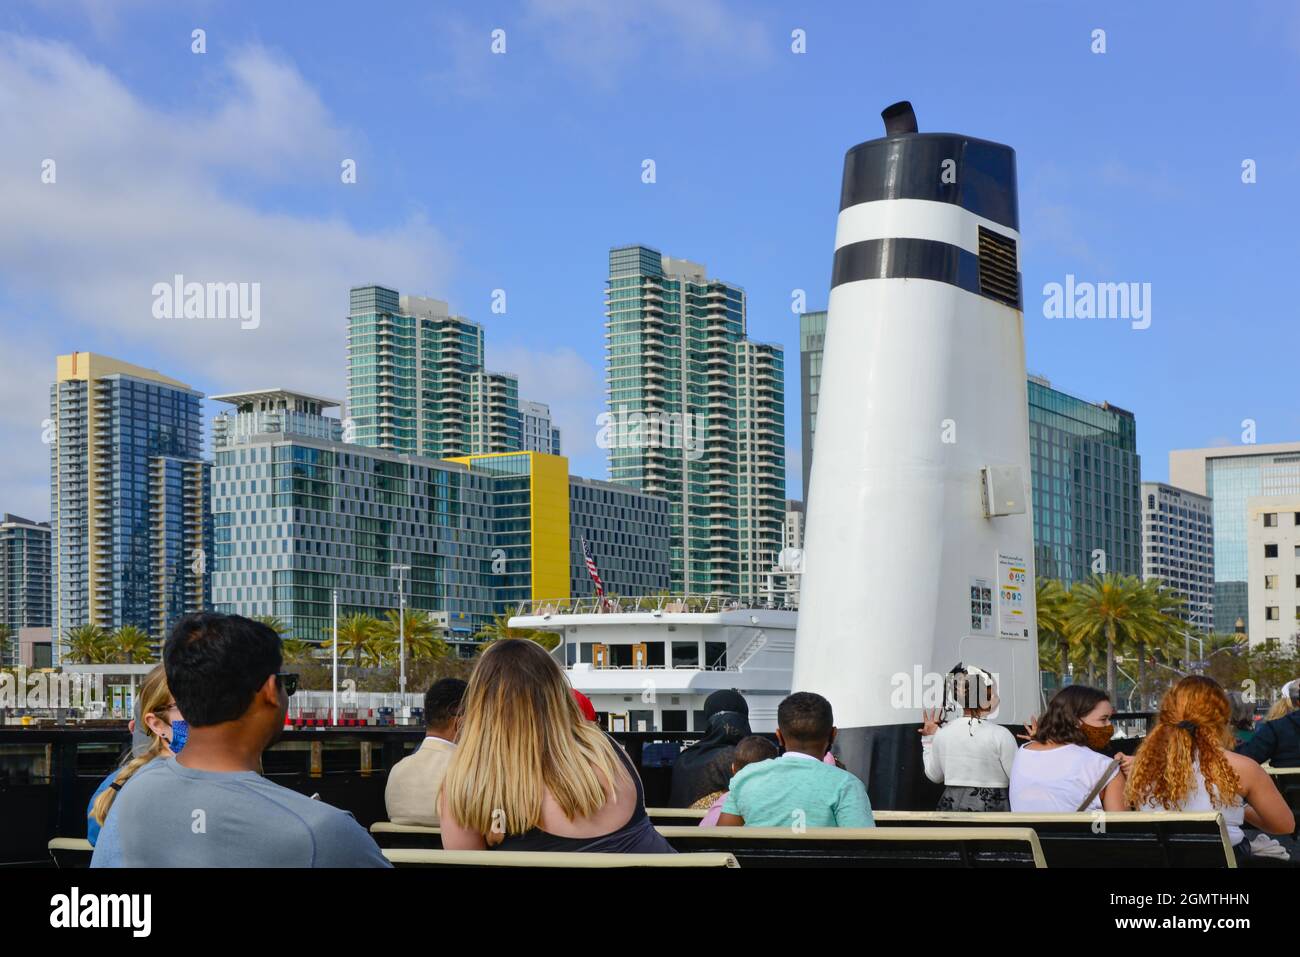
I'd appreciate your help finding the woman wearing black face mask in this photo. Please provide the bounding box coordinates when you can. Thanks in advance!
[1009,685,1128,813]
[668,689,752,808]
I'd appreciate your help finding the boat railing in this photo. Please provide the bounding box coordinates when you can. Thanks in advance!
[514,594,797,617]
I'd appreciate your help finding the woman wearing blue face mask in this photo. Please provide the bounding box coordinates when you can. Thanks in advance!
[87,664,187,846]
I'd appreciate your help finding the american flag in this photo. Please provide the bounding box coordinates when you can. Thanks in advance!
[581,536,605,597]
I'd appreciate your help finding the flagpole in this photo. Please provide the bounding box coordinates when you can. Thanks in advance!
[331,588,338,726]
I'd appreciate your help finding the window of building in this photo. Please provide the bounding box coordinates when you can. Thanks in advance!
[1266,606,1280,621]
[1264,513,1278,527]
[1265,575,1278,590]
[1265,544,1279,558]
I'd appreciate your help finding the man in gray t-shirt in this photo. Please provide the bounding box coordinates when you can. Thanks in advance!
[91,612,390,868]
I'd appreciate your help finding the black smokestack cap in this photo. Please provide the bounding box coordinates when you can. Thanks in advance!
[881,101,917,135]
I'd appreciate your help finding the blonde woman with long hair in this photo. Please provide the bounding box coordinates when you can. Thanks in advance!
[87,664,186,845]
[439,639,674,853]
[1127,676,1293,864]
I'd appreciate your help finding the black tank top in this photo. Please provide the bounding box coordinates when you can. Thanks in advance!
[494,737,675,854]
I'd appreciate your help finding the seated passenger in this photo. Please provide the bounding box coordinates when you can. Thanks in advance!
[91,612,390,868]
[919,663,1018,812]
[698,735,780,826]
[87,664,186,846]
[717,692,874,828]
[439,638,674,853]
[1128,676,1294,865]
[384,678,467,827]
[1009,685,1127,812]
[669,689,751,808]
[1237,680,1300,768]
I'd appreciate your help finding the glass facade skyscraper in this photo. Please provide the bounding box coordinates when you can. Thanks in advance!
[347,285,537,459]
[605,245,785,597]
[50,353,212,657]
[1169,442,1300,632]
[0,513,52,665]
[798,310,827,501]
[569,476,671,600]
[1027,376,1141,585]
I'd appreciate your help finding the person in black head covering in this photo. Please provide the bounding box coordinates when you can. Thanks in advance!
[668,689,752,808]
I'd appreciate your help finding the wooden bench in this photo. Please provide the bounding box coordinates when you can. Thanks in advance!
[48,837,93,869]
[382,849,738,868]
[370,822,444,849]
[656,825,1045,868]
[873,811,1235,867]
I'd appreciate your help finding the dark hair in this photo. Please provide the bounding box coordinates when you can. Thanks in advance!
[425,678,468,728]
[734,734,779,770]
[1034,684,1110,746]
[1226,691,1254,730]
[947,665,996,714]
[164,612,282,727]
[778,692,833,743]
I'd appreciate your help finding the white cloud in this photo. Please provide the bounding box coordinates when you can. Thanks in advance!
[0,35,456,518]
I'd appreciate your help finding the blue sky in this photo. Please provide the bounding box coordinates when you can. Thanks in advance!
[1,0,1298,520]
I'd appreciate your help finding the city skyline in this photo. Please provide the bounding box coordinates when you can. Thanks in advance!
[2,2,1298,522]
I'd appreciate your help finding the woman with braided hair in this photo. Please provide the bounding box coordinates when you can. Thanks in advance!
[1127,676,1294,864]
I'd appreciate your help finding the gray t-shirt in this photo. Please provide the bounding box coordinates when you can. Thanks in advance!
[90,758,391,868]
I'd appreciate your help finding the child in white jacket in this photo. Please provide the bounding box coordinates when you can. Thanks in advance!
[919,664,1018,811]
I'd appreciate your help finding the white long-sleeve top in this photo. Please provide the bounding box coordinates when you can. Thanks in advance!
[921,716,1018,788]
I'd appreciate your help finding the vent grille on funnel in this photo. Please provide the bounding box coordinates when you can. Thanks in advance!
[977,226,1020,308]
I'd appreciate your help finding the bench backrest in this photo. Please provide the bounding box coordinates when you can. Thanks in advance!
[382,848,738,868]
[873,811,1234,868]
[656,825,1045,868]
[48,837,93,869]
[369,821,444,849]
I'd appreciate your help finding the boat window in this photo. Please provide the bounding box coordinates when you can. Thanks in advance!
[704,642,727,669]
[645,642,665,667]
[579,642,593,664]
[662,709,687,732]
[671,642,699,668]
[609,644,634,667]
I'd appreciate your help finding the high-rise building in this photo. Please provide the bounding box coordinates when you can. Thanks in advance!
[212,388,501,648]
[1244,496,1300,646]
[568,476,670,600]
[348,286,497,458]
[521,400,562,455]
[1141,482,1214,633]
[797,310,827,501]
[50,353,212,656]
[605,245,786,597]
[1027,376,1141,585]
[1169,442,1300,633]
[0,513,52,664]
[468,371,522,455]
[783,500,804,551]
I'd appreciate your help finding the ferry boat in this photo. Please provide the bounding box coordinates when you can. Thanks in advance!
[511,592,797,733]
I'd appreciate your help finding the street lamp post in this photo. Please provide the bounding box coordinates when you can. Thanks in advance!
[390,564,411,698]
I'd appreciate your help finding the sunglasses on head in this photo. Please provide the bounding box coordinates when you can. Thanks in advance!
[276,673,299,697]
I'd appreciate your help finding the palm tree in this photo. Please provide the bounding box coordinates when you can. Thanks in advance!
[252,615,290,638]
[111,625,154,664]
[473,613,559,651]
[335,613,380,667]
[0,624,13,663]
[61,624,112,664]
[280,638,315,665]
[1065,574,1166,699]
[377,609,448,662]
[1035,578,1072,689]
[1133,578,1186,707]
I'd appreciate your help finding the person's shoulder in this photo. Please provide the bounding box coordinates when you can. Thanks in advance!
[729,758,774,789]
[821,761,866,789]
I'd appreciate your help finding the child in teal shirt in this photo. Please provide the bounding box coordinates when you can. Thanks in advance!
[718,692,874,828]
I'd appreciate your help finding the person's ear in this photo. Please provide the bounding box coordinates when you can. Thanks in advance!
[142,711,170,741]
[828,726,838,747]
[127,718,136,734]
[774,729,786,751]
[730,762,739,776]
[260,673,281,707]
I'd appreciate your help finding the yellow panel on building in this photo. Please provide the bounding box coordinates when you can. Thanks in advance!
[444,451,571,606]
